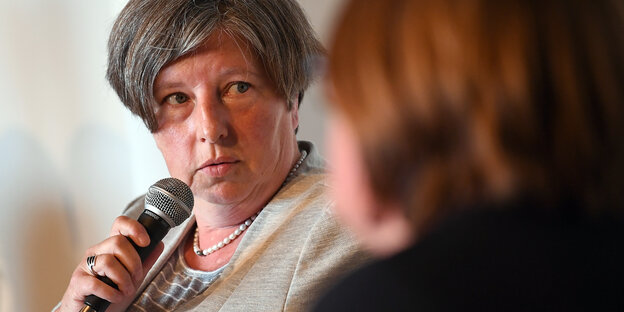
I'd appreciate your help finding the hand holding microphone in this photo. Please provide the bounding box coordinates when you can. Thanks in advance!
[58,178,193,312]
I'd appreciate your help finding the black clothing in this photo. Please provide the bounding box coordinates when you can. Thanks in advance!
[313,203,624,311]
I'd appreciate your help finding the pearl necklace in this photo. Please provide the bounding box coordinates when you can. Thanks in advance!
[194,150,308,256]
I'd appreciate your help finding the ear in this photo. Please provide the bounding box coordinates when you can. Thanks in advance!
[289,97,300,131]
[363,201,415,257]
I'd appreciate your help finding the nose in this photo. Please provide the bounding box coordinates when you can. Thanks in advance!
[195,93,228,143]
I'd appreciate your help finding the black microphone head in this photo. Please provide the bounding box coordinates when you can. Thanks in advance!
[144,177,193,227]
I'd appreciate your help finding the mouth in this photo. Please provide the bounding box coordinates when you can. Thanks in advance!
[197,157,239,177]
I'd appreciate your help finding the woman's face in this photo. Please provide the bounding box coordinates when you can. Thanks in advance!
[152,33,299,209]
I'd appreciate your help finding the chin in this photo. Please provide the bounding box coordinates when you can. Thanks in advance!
[192,182,248,206]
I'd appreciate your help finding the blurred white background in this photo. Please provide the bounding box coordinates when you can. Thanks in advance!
[0,0,345,310]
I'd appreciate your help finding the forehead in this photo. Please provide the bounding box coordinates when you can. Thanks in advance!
[155,32,264,84]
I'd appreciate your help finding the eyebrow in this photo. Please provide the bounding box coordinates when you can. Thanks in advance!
[152,82,186,98]
[154,67,265,90]
[218,67,264,80]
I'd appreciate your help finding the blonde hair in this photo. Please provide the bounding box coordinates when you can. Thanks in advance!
[329,0,624,234]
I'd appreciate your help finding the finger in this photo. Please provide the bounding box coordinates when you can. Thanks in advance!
[105,234,146,286]
[61,266,125,310]
[89,253,137,296]
[85,234,144,286]
[81,269,126,302]
[110,215,150,247]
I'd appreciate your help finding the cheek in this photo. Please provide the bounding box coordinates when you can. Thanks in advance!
[327,117,376,236]
[240,101,291,149]
[153,127,193,178]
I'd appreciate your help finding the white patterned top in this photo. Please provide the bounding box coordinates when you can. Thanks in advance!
[128,242,225,311]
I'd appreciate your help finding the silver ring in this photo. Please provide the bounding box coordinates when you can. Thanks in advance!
[86,255,98,276]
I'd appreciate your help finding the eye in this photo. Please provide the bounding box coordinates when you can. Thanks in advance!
[163,92,189,105]
[227,82,250,95]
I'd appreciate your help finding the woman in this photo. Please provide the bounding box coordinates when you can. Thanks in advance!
[55,0,367,311]
[315,0,624,310]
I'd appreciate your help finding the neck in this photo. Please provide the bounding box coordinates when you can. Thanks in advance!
[193,198,259,229]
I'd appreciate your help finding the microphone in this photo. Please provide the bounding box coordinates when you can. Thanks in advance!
[81,177,194,312]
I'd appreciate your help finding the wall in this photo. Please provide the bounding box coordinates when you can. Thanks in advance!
[0,0,345,311]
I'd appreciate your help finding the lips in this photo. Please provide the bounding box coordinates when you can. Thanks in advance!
[197,157,239,177]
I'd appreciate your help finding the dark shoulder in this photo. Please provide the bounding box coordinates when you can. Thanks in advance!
[313,204,624,311]
[312,248,420,311]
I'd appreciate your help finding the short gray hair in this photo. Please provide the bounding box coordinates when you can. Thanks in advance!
[107,0,324,132]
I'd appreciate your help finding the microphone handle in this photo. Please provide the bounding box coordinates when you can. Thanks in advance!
[82,211,170,311]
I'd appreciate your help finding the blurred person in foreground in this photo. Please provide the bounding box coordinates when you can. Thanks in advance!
[55,0,368,311]
[314,0,624,310]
